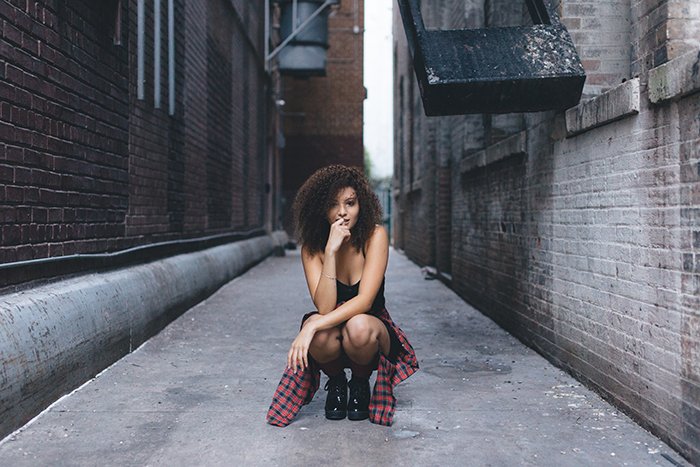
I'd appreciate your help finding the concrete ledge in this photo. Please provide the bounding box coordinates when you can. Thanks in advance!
[409,178,422,194]
[460,130,527,174]
[565,78,640,137]
[0,231,287,438]
[649,49,700,104]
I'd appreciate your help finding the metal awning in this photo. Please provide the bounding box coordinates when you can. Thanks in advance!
[397,0,586,116]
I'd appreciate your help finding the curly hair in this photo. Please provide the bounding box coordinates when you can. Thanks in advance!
[293,165,382,255]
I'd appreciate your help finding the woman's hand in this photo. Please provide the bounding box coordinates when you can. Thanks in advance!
[287,320,317,373]
[325,218,351,255]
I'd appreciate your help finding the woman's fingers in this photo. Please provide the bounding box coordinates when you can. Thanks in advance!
[287,340,310,373]
[294,346,308,372]
[288,346,304,373]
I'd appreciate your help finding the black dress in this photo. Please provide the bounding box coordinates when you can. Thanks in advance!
[335,277,401,362]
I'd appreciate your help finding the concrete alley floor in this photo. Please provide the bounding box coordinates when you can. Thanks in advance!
[0,248,690,466]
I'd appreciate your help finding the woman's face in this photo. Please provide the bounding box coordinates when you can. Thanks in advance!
[327,186,360,229]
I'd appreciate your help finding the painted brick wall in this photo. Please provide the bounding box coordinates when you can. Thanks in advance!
[394,0,700,462]
[281,0,365,238]
[561,0,632,96]
[677,87,700,463]
[631,0,700,77]
[0,0,272,265]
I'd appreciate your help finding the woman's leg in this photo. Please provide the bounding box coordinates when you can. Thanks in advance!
[305,315,348,420]
[341,314,391,421]
[306,314,343,370]
[341,314,390,367]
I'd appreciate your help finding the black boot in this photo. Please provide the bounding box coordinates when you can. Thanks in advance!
[324,372,347,420]
[347,377,370,421]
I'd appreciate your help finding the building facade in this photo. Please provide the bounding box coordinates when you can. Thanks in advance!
[394,0,699,462]
[0,0,290,437]
[280,0,365,238]
[0,0,277,278]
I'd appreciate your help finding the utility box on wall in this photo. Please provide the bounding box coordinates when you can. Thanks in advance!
[278,0,333,76]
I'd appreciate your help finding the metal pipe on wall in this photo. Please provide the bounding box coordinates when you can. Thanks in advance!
[137,0,145,100]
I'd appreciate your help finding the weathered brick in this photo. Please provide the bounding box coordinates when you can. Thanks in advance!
[0,2,18,22]
[23,186,38,203]
[2,224,21,244]
[13,166,31,184]
[31,207,47,223]
[395,1,700,463]
[0,207,16,223]
[0,164,13,182]
[5,185,23,203]
[3,18,23,45]
[0,0,274,266]
[5,145,23,163]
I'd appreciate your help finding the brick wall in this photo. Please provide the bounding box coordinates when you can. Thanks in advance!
[562,0,632,96]
[1,0,273,266]
[631,0,700,77]
[0,0,130,262]
[394,0,700,462]
[281,0,365,237]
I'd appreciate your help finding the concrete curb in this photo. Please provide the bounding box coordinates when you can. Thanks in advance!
[0,231,287,439]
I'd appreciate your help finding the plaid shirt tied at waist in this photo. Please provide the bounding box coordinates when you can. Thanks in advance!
[266,307,419,427]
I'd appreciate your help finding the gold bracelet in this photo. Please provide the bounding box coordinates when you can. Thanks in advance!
[321,271,336,280]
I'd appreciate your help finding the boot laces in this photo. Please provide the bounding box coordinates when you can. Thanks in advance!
[324,375,346,394]
[349,378,368,399]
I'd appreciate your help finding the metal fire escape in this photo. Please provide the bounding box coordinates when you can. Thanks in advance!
[397,0,586,115]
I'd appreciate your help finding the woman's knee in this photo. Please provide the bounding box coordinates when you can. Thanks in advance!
[342,315,377,348]
[310,327,341,352]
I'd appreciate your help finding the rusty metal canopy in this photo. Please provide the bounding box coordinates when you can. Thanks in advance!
[397,0,586,116]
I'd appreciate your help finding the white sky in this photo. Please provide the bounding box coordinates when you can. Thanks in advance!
[363,0,394,178]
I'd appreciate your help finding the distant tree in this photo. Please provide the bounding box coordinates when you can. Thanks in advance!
[363,146,374,180]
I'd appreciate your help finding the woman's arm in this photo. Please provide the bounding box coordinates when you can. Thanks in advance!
[288,225,388,372]
[306,225,389,331]
[301,245,338,314]
[301,217,351,314]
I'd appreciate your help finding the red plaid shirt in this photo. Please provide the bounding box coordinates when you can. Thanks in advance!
[266,307,419,427]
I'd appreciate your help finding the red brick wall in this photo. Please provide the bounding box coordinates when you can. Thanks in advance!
[0,0,130,262]
[281,0,365,237]
[1,0,272,265]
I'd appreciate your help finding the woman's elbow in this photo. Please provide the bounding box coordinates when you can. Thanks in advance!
[357,296,375,314]
[315,301,334,315]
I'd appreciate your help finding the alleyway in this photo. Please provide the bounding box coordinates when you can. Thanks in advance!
[0,249,688,466]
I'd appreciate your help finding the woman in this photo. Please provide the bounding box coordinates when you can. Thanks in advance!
[267,165,418,427]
